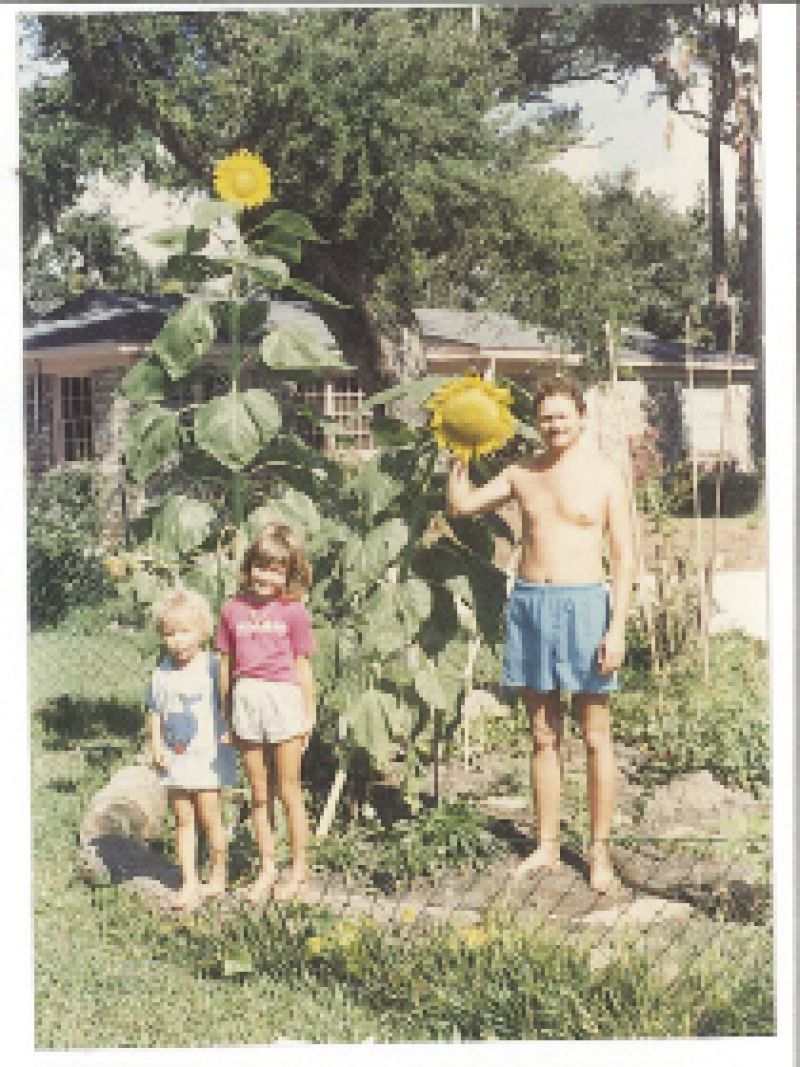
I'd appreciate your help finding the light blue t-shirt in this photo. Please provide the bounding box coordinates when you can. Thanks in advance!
[146,651,236,790]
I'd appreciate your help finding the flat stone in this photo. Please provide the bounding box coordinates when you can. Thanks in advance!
[579,896,693,928]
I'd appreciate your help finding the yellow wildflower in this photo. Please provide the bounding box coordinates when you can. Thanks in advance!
[213,150,272,209]
[399,906,417,924]
[103,556,128,582]
[305,936,325,958]
[459,925,489,950]
[426,374,516,462]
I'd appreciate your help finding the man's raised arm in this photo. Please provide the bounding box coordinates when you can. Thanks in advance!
[446,459,514,517]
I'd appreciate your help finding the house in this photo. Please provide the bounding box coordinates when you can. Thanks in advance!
[24,291,759,536]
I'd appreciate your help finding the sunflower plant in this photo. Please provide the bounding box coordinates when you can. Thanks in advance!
[115,149,347,606]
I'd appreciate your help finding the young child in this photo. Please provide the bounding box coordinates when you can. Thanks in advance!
[216,522,316,903]
[147,588,237,911]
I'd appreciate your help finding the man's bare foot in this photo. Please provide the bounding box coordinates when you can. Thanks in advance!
[511,843,561,880]
[170,883,201,912]
[238,865,278,904]
[588,842,617,894]
[273,870,307,904]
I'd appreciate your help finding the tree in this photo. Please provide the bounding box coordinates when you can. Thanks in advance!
[26,9,591,386]
[24,209,155,311]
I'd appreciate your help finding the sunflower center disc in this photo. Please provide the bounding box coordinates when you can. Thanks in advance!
[440,391,500,445]
[232,170,258,195]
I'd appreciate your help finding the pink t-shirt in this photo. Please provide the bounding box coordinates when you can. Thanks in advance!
[214,594,315,684]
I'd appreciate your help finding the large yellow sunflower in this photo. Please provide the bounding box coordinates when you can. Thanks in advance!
[213,150,272,209]
[426,374,516,462]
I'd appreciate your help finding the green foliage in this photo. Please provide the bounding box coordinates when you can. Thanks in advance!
[313,801,508,892]
[27,464,112,628]
[193,389,282,470]
[151,298,216,380]
[124,404,180,484]
[260,324,347,371]
[615,633,770,797]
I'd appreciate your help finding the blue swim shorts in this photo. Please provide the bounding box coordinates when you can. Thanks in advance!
[501,580,618,694]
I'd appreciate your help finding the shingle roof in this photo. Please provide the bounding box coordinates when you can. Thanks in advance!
[23,291,751,364]
[23,290,338,352]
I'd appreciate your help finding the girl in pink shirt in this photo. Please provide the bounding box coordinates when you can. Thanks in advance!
[215,522,316,903]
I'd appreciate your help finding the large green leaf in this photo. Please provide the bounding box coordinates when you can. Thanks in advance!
[342,518,409,595]
[240,255,290,288]
[184,551,238,606]
[152,299,216,381]
[414,664,449,712]
[261,324,347,372]
[246,488,321,539]
[341,688,396,770]
[124,404,179,483]
[281,276,348,308]
[343,460,402,522]
[255,209,322,242]
[149,225,191,249]
[150,495,215,559]
[361,585,407,656]
[194,389,280,471]
[118,358,167,403]
[353,375,452,415]
[192,199,237,228]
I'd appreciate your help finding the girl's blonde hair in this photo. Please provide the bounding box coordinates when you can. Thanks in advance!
[241,521,312,601]
[151,587,214,641]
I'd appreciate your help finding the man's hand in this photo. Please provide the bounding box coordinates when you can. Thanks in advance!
[597,627,625,675]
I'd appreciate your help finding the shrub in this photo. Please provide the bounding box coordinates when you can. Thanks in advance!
[27,464,112,628]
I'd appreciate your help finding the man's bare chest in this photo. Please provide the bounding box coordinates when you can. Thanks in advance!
[513,467,607,529]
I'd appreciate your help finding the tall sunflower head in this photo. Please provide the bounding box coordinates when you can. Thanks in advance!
[213,150,272,209]
[426,374,516,462]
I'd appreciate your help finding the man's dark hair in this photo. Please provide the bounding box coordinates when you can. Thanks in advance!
[532,372,586,416]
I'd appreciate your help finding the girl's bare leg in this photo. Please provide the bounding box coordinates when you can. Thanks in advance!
[195,789,227,898]
[239,742,278,901]
[513,691,563,876]
[170,790,201,910]
[272,736,308,902]
[576,694,616,893]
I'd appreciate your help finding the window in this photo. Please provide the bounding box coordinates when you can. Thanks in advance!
[296,376,372,453]
[61,377,93,461]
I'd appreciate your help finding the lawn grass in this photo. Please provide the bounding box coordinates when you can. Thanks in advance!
[30,625,774,1046]
[30,628,385,1048]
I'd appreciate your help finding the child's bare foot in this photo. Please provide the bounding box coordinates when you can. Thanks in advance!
[273,870,307,904]
[170,883,201,912]
[199,878,227,901]
[588,842,617,894]
[511,842,561,879]
[238,865,278,904]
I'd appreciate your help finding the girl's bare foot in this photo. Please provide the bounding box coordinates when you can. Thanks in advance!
[273,870,307,904]
[588,842,617,894]
[511,843,561,879]
[199,879,227,901]
[171,883,201,912]
[238,865,278,904]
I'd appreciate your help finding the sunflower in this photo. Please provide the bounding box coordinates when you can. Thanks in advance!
[213,150,272,209]
[426,374,516,462]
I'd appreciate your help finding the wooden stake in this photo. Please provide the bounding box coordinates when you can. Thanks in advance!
[316,767,347,839]
[708,298,736,669]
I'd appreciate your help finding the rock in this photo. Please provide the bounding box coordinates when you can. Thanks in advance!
[641,770,759,836]
[579,897,693,928]
[80,763,168,845]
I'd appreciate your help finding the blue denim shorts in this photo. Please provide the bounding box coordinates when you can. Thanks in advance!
[501,580,618,694]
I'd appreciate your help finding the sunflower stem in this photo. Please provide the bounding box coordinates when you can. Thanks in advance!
[231,220,243,531]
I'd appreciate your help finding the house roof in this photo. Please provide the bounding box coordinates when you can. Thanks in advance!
[23,289,338,352]
[23,290,751,365]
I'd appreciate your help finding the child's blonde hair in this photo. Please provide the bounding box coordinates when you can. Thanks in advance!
[151,587,214,641]
[241,521,312,601]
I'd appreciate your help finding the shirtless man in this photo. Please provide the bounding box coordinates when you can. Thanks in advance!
[446,374,634,893]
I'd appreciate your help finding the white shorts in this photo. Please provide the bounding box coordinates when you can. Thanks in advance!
[232,678,307,744]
